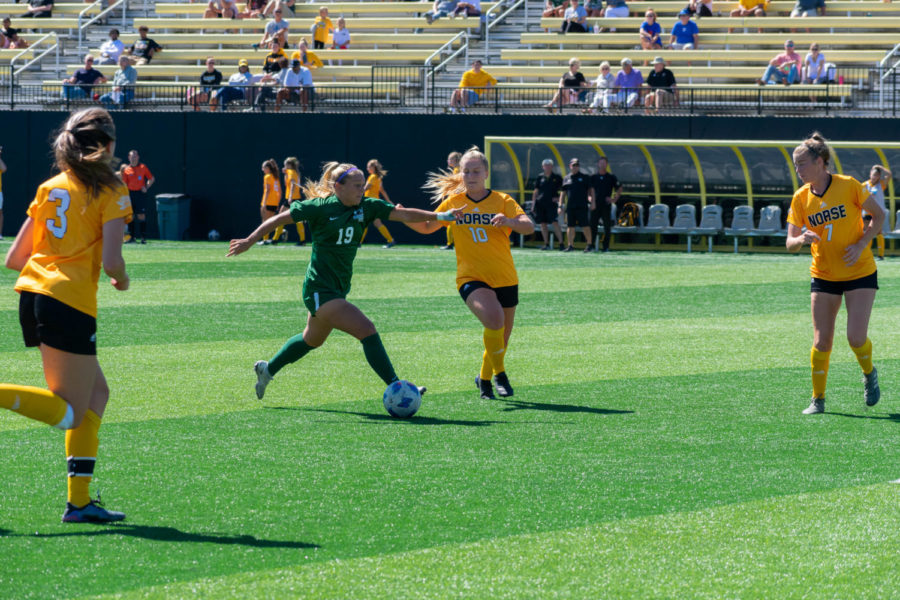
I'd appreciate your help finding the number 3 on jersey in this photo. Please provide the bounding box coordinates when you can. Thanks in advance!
[468,227,488,243]
[46,188,71,239]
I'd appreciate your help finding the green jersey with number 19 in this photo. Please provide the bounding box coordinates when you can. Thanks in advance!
[289,195,394,298]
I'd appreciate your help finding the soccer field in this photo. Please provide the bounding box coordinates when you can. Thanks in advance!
[1,243,899,599]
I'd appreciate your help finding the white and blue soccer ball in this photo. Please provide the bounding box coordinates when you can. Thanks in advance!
[383,380,422,418]
[208,229,221,241]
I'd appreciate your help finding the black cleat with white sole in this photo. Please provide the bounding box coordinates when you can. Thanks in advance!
[476,375,495,399]
[493,372,514,397]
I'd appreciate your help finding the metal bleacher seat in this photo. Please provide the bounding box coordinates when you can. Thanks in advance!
[692,204,724,252]
[753,205,787,238]
[882,210,900,240]
[724,205,755,252]
[664,204,698,252]
[639,204,670,234]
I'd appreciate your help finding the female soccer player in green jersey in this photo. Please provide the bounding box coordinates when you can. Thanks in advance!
[228,161,459,399]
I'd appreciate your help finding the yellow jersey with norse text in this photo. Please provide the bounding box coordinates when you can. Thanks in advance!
[436,190,526,289]
[15,171,133,317]
[787,173,875,281]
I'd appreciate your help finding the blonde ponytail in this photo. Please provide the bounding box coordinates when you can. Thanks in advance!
[300,161,358,200]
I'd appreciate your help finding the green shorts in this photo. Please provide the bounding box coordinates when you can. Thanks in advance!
[302,282,347,316]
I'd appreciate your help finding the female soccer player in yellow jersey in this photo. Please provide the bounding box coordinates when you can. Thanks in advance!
[410,147,535,399]
[863,164,891,260]
[786,133,884,415]
[277,156,305,245]
[1,108,131,522]
[228,162,461,400]
[362,159,396,248]
[441,151,462,250]
[259,158,281,244]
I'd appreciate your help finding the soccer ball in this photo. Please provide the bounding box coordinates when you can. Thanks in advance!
[208,229,221,241]
[382,380,422,418]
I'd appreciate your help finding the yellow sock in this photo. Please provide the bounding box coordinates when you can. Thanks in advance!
[296,223,305,241]
[446,228,454,245]
[360,227,368,243]
[378,224,394,243]
[0,384,72,429]
[876,234,885,259]
[851,338,874,375]
[274,225,285,240]
[66,409,101,507]
[479,351,493,380]
[483,327,506,374]
[811,348,831,398]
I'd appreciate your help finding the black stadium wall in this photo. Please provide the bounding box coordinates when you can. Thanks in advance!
[2,112,900,243]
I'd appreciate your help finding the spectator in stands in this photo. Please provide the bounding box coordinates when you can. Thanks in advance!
[586,0,603,18]
[311,7,333,50]
[531,158,564,250]
[211,59,252,111]
[98,29,124,65]
[639,9,662,50]
[291,38,323,68]
[803,43,827,83]
[451,0,482,19]
[61,54,107,101]
[260,7,289,48]
[99,55,137,110]
[757,39,800,85]
[2,19,28,49]
[238,0,266,19]
[589,156,622,252]
[612,56,642,107]
[205,0,239,19]
[126,26,162,65]
[644,56,678,111]
[559,157,594,252]
[0,31,6,50]
[791,0,825,17]
[187,57,223,111]
[543,0,568,19]
[449,59,497,113]
[254,56,289,110]
[545,57,590,112]
[586,61,615,113]
[332,17,350,49]
[561,0,588,32]
[686,0,713,17]
[425,0,460,24]
[276,58,314,112]
[603,0,630,29]
[263,39,286,73]
[668,9,698,49]
[728,0,765,33]
[263,0,295,18]
[19,0,53,19]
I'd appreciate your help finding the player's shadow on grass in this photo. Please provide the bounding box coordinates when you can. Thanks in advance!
[497,398,633,416]
[826,412,900,422]
[302,407,503,427]
[20,525,318,549]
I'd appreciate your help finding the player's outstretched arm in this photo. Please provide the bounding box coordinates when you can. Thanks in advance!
[228,211,294,257]
[388,205,460,234]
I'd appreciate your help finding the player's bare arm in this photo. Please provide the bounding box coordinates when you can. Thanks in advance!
[786,223,820,252]
[844,195,885,266]
[228,211,294,256]
[490,213,535,234]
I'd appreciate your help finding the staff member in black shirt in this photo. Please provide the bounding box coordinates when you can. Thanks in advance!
[589,156,623,252]
[559,157,595,252]
[644,56,678,111]
[532,158,564,250]
[188,57,223,111]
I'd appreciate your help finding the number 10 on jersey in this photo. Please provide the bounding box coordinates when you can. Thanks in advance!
[469,227,488,243]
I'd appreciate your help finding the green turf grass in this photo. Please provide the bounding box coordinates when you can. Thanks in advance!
[0,243,898,599]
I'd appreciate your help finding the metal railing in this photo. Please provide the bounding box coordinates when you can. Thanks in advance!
[878,43,900,111]
[10,32,60,79]
[424,31,468,106]
[78,0,128,51]
[0,65,11,108]
[484,0,527,57]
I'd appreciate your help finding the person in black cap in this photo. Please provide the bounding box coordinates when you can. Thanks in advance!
[559,157,594,252]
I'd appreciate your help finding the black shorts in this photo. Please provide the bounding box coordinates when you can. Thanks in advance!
[567,206,589,228]
[263,204,279,213]
[532,201,558,224]
[129,189,148,215]
[19,291,97,355]
[810,271,878,295]
[458,281,519,308]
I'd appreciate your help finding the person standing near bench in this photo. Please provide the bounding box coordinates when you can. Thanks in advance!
[532,158,564,250]
[863,164,891,261]
[121,150,154,244]
[786,132,883,415]
[559,157,594,252]
[589,156,622,252]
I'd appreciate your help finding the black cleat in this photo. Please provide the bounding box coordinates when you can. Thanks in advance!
[476,375,495,399]
[493,372,514,397]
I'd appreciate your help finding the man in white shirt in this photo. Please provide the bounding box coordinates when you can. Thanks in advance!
[276,58,314,111]
[98,29,125,65]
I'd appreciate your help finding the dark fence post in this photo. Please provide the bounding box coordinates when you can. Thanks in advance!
[689,87,693,115]
[894,70,897,118]
[757,87,762,116]
[370,65,376,114]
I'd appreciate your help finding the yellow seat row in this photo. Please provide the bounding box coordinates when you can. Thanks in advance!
[520,32,900,47]
[42,79,402,92]
[547,0,900,14]
[114,32,463,48]
[154,2,496,15]
[66,63,374,80]
[0,48,34,60]
[91,48,437,63]
[133,17,477,31]
[0,4,100,17]
[539,15,900,29]
[500,48,887,63]
[484,64,855,81]
[494,81,853,95]
[0,17,89,29]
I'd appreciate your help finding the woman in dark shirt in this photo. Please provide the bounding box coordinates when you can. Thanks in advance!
[544,57,590,112]
[188,57,223,111]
